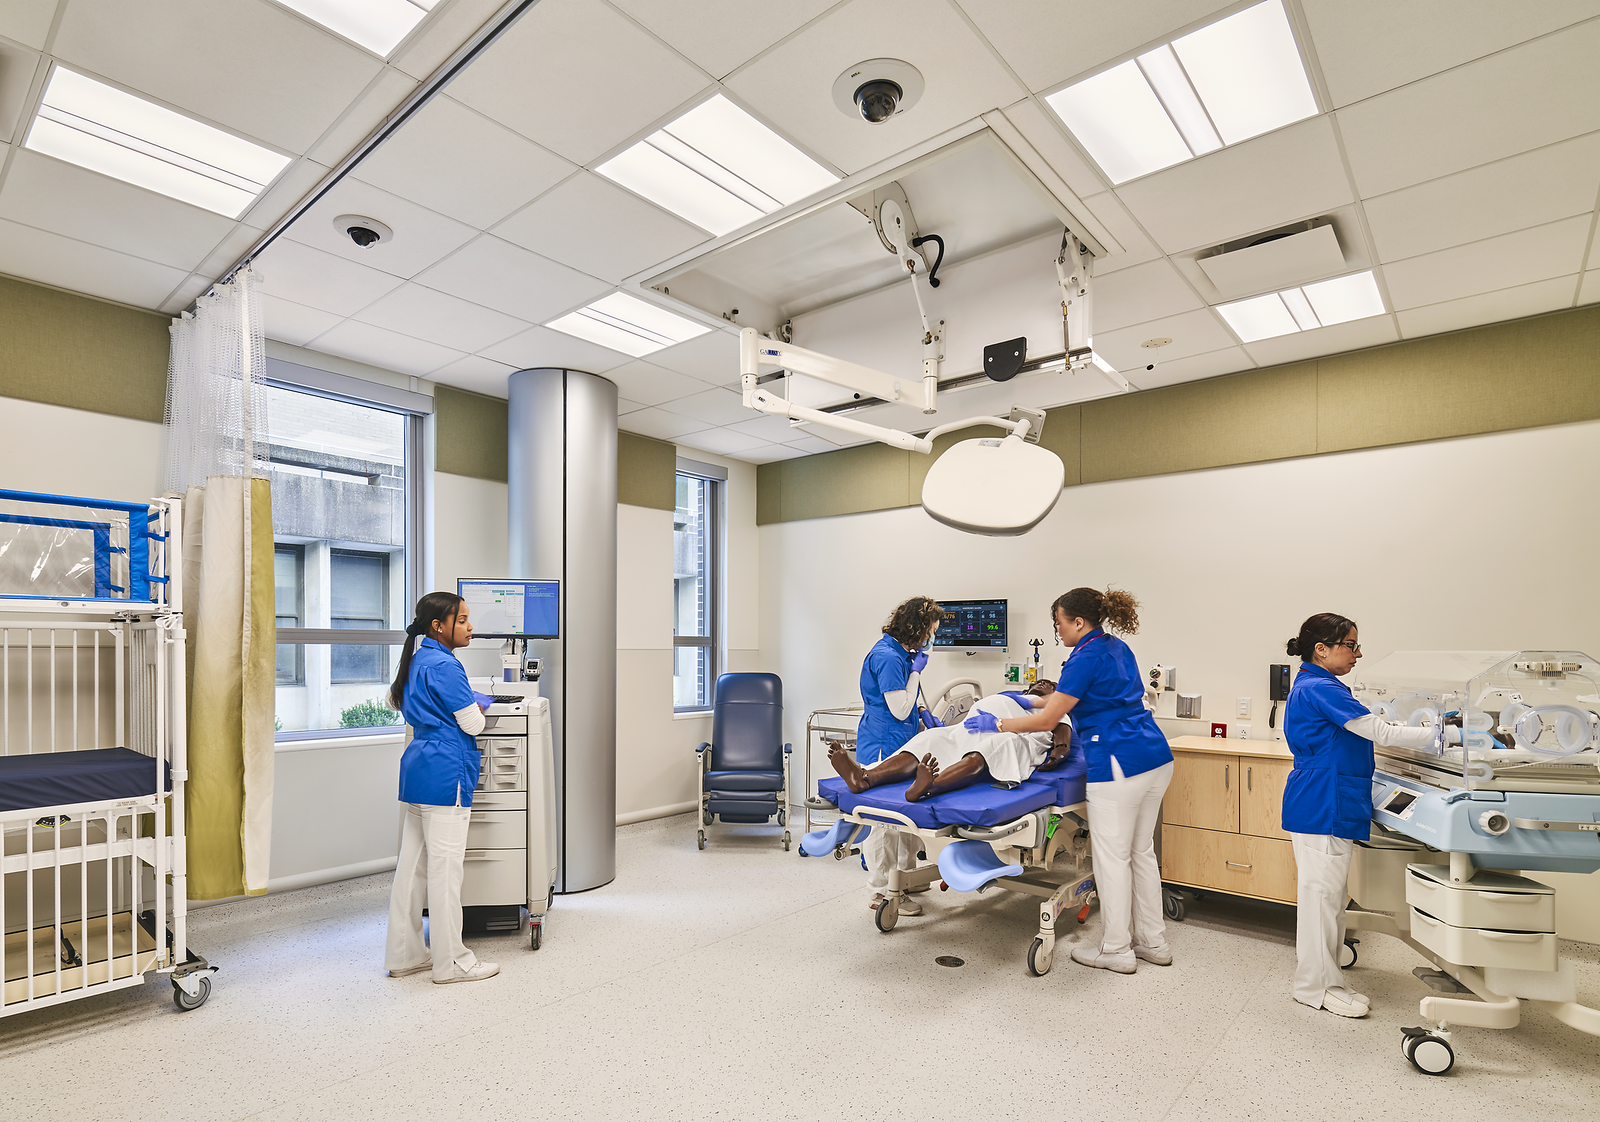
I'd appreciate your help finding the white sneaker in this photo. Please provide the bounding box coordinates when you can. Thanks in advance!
[1329,985,1370,1006]
[868,893,923,916]
[1132,943,1173,966]
[1321,988,1369,1018]
[386,962,431,978]
[434,962,499,984]
[1071,946,1136,973]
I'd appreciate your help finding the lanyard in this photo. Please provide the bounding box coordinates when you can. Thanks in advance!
[1066,630,1106,661]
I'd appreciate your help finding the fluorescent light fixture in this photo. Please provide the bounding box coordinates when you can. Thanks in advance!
[1043,60,1190,184]
[546,293,710,357]
[1301,271,1386,326]
[273,0,435,57]
[598,94,837,235]
[25,67,291,218]
[1219,270,1386,342]
[1172,0,1318,146]
[1045,0,1316,184]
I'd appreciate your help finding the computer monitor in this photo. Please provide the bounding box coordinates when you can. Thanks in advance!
[933,598,1007,648]
[457,578,560,639]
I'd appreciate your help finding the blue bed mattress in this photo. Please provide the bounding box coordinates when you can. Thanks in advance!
[816,751,1086,830]
[0,748,170,813]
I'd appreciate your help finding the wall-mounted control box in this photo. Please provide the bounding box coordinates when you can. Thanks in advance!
[1149,664,1175,691]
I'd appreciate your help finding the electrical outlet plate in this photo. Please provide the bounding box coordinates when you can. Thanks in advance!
[1236,697,1250,718]
[1210,722,1227,738]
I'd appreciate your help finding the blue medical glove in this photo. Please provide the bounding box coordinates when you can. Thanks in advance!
[919,708,942,730]
[471,690,495,710]
[909,649,929,674]
[1000,691,1034,709]
[963,710,1000,734]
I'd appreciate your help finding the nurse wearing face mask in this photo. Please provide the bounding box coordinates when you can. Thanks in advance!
[1281,613,1462,1018]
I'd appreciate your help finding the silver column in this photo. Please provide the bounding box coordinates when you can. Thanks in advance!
[508,368,616,892]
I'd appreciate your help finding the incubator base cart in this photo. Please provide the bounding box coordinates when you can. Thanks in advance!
[1341,651,1600,1075]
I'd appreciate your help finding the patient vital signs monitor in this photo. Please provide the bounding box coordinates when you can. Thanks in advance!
[934,599,1007,648]
[458,578,560,639]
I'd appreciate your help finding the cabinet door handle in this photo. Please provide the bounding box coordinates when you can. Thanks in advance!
[1247,766,1252,792]
[1224,764,1229,789]
[1225,861,1253,869]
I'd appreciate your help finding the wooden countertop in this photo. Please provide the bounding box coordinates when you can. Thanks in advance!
[1168,734,1294,761]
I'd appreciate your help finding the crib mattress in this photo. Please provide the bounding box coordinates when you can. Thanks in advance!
[0,748,169,813]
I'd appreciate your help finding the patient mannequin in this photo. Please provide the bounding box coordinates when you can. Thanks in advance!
[829,680,1072,802]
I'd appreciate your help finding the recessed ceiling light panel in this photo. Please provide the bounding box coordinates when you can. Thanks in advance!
[1219,270,1386,342]
[1044,60,1190,184]
[1301,271,1386,326]
[273,0,434,57]
[546,293,711,357]
[25,67,291,218]
[1217,292,1299,342]
[1171,0,1318,146]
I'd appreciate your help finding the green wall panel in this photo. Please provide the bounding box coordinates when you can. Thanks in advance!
[0,274,169,423]
[618,431,676,510]
[778,442,910,523]
[434,386,509,482]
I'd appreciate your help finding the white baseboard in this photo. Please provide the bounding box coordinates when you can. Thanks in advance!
[267,856,398,894]
[616,800,697,826]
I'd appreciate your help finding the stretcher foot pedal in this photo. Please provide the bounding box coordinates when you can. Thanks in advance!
[937,840,1023,893]
[1412,967,1471,994]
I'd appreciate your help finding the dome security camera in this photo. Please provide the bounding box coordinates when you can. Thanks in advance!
[853,79,903,124]
[332,214,392,249]
[833,59,924,124]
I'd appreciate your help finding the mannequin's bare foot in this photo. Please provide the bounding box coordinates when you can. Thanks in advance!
[906,754,941,801]
[829,743,871,793]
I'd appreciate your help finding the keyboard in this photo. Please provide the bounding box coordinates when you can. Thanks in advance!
[490,694,526,705]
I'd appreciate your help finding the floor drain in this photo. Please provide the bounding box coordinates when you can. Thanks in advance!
[935,956,965,968]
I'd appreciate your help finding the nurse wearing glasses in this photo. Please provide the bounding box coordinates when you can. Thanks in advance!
[1281,613,1463,1018]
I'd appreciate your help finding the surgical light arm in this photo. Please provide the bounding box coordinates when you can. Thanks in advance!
[1057,229,1131,393]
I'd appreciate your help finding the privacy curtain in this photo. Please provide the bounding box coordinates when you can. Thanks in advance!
[164,268,275,898]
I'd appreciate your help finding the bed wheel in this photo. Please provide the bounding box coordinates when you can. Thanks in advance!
[833,845,846,861]
[702,811,712,825]
[875,897,899,933]
[1339,938,1358,969]
[1163,889,1185,922]
[172,976,211,1012]
[1403,1031,1454,1075]
[777,808,788,826]
[1027,937,1053,976]
[782,832,791,851]
[531,922,543,951]
[697,830,706,850]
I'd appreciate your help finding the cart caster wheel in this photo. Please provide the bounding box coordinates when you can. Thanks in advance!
[1163,890,1185,922]
[697,830,706,850]
[1339,938,1359,969]
[875,897,899,932]
[777,808,788,826]
[782,832,791,851]
[1403,1031,1454,1075]
[834,845,846,861]
[531,924,543,951]
[702,811,712,826]
[172,976,211,1012]
[1027,937,1054,976]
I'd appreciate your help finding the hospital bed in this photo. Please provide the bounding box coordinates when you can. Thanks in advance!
[801,742,1094,976]
[1,489,213,1017]
[1338,651,1600,1075]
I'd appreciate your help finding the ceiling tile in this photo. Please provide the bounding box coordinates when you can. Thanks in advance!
[253,237,405,317]
[616,396,647,414]
[1116,116,1353,254]
[609,0,837,79]
[444,0,712,165]
[1079,191,1163,274]
[0,217,190,309]
[1379,215,1592,310]
[1302,0,1600,108]
[957,0,1231,93]
[0,38,41,143]
[995,97,1110,200]
[429,354,519,398]
[157,273,211,315]
[1396,275,1580,340]
[1337,21,1600,197]
[281,177,477,278]
[306,319,465,377]
[1241,315,1398,367]
[781,432,841,454]
[1092,306,1236,370]
[0,149,240,270]
[1581,270,1600,306]
[597,360,715,407]
[477,323,633,373]
[724,0,1026,175]
[412,234,612,323]
[618,406,713,441]
[1091,258,1204,333]
[1363,133,1600,263]
[725,414,808,443]
[1123,345,1254,391]
[646,327,741,385]
[354,283,529,352]
[657,386,750,426]
[491,173,709,282]
[391,0,508,81]
[197,223,269,281]
[306,66,420,166]
[740,443,809,464]
[0,1,55,49]
[353,95,578,229]
[51,0,384,153]
[261,293,345,347]
[238,156,332,231]
[677,427,768,456]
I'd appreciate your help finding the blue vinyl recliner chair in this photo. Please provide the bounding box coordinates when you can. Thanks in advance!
[694,673,792,851]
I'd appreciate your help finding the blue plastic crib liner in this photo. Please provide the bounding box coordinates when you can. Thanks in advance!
[0,488,154,602]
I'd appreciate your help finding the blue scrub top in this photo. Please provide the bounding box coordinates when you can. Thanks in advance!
[856,634,918,765]
[397,637,482,807]
[1281,661,1375,840]
[1057,629,1172,783]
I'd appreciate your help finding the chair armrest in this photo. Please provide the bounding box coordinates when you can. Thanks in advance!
[783,742,793,755]
[694,741,710,755]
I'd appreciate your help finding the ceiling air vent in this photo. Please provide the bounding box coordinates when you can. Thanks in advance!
[1196,218,1344,299]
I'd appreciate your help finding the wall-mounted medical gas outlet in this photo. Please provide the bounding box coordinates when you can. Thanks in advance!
[1149,665,1175,691]
[1236,697,1251,718]
[1177,693,1201,719]
[1269,664,1291,701]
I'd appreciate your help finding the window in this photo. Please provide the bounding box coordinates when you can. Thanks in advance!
[673,461,724,711]
[266,371,427,737]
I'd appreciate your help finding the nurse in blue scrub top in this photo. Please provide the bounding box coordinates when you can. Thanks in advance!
[828,596,943,914]
[383,591,501,985]
[972,587,1173,973]
[1281,613,1461,1018]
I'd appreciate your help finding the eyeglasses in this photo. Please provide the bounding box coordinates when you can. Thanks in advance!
[1327,641,1362,654]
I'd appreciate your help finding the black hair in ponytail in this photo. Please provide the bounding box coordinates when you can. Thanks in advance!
[388,591,464,710]
[1287,613,1356,661]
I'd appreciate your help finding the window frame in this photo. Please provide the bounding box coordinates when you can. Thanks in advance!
[672,457,726,714]
[274,543,305,685]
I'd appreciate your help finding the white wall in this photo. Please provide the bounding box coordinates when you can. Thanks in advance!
[0,395,163,499]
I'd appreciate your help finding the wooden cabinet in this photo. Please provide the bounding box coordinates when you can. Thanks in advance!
[1161,736,1298,906]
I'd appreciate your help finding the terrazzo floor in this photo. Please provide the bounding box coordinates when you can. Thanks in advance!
[4,813,1598,1120]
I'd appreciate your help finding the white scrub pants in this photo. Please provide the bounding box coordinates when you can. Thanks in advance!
[385,802,480,980]
[863,826,920,894]
[1087,759,1174,956]
[1290,832,1355,1008]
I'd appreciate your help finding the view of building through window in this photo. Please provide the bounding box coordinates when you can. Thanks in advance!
[268,385,408,734]
[673,470,719,710]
